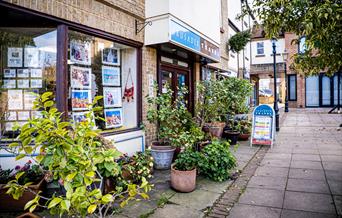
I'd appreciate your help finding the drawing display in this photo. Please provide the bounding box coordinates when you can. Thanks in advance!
[104,108,123,128]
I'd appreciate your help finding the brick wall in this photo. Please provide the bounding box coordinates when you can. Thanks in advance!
[5,0,144,43]
[285,32,305,108]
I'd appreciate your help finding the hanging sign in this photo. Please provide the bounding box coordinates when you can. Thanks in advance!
[251,104,275,147]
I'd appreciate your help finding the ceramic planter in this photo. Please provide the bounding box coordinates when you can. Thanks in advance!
[225,131,240,145]
[0,178,45,212]
[238,133,251,141]
[170,165,196,192]
[151,141,175,170]
[206,122,225,138]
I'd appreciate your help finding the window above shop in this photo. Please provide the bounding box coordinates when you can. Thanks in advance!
[257,42,264,55]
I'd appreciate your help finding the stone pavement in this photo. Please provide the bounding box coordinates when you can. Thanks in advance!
[228,109,342,218]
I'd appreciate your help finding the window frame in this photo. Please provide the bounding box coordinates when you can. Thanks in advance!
[0,2,143,138]
[288,74,297,101]
[256,42,264,55]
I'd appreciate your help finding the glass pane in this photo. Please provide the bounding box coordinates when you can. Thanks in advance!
[322,76,331,105]
[0,28,57,139]
[289,75,296,100]
[161,70,172,93]
[68,31,137,131]
[306,76,319,106]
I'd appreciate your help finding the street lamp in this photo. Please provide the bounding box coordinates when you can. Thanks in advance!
[282,49,289,112]
[271,38,280,131]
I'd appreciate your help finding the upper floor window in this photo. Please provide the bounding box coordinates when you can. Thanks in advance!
[298,37,306,54]
[257,42,264,55]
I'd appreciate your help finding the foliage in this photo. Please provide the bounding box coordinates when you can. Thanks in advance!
[0,31,35,47]
[173,148,201,171]
[243,0,342,76]
[0,161,43,185]
[238,119,252,134]
[147,85,204,148]
[5,92,151,217]
[0,167,13,184]
[227,30,251,53]
[198,140,237,182]
[122,150,154,183]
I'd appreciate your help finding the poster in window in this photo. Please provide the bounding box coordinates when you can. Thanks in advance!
[24,90,38,110]
[70,66,91,89]
[102,48,120,66]
[17,69,30,78]
[104,108,123,128]
[8,89,23,110]
[5,122,15,132]
[30,69,43,78]
[72,111,95,125]
[71,90,91,111]
[102,66,120,86]
[5,111,17,121]
[103,87,122,108]
[30,79,43,88]
[17,79,30,88]
[70,40,91,65]
[4,69,16,78]
[18,111,30,120]
[2,79,16,89]
[40,51,56,67]
[7,47,23,67]
[24,47,40,68]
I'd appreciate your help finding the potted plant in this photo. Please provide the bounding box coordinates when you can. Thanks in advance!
[171,148,200,192]
[238,119,252,141]
[0,162,45,212]
[224,118,240,145]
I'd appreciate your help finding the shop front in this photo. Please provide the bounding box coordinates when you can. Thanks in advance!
[0,2,145,168]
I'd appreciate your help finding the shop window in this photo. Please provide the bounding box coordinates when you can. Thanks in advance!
[257,42,264,55]
[68,31,138,131]
[298,37,306,54]
[288,74,297,101]
[0,28,57,138]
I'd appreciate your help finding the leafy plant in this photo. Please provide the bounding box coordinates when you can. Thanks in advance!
[227,30,251,53]
[173,148,201,171]
[238,120,252,134]
[198,140,237,182]
[122,150,154,183]
[5,92,152,217]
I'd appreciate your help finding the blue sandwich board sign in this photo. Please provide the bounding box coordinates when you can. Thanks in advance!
[251,104,275,148]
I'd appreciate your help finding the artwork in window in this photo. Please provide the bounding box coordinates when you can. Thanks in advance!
[17,69,30,78]
[103,87,122,108]
[70,40,91,65]
[8,90,23,110]
[17,79,30,88]
[2,79,16,89]
[104,108,123,128]
[70,66,91,89]
[4,69,16,78]
[24,47,40,68]
[5,122,16,132]
[102,66,120,86]
[30,79,43,88]
[31,111,43,119]
[24,90,39,110]
[72,111,88,123]
[17,111,30,120]
[71,90,91,111]
[5,112,17,121]
[30,69,43,78]
[7,47,23,67]
[102,48,120,65]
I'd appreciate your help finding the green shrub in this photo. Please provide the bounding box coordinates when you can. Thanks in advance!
[173,148,201,171]
[198,140,237,182]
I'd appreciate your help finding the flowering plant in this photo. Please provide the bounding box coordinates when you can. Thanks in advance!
[0,161,44,185]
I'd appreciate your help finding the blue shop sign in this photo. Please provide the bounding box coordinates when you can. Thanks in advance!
[170,20,201,52]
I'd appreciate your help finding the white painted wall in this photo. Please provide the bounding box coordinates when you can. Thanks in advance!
[228,0,242,29]
[251,38,286,64]
[228,26,239,73]
[145,0,221,44]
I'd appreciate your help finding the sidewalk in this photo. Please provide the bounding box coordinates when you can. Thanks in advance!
[227,109,342,218]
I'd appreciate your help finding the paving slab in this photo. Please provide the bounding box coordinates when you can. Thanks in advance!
[228,204,281,218]
[283,191,336,214]
[333,195,342,216]
[322,162,342,171]
[286,178,330,194]
[254,166,289,178]
[247,175,287,191]
[289,168,326,180]
[238,187,284,208]
[260,159,291,168]
[327,179,342,195]
[292,154,321,161]
[320,155,342,163]
[149,204,203,218]
[197,176,233,194]
[263,153,292,160]
[292,148,319,155]
[325,170,342,181]
[290,160,323,170]
[280,209,337,218]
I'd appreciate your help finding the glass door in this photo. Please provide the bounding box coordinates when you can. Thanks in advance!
[306,76,319,107]
[321,75,332,106]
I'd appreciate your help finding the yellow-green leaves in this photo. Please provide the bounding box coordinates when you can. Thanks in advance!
[87,204,97,214]
[101,194,113,204]
[48,197,63,209]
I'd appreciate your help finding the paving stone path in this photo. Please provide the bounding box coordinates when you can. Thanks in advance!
[228,109,342,218]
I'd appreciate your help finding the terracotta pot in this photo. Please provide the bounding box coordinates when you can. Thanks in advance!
[170,164,196,192]
[238,133,251,141]
[207,122,225,138]
[0,178,45,212]
[17,212,41,218]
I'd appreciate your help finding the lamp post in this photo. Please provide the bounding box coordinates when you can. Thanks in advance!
[282,50,289,112]
[272,38,280,131]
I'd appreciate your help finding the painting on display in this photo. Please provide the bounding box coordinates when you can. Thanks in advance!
[30,69,43,78]
[5,111,17,121]
[104,108,123,128]
[70,66,91,89]
[4,69,16,78]
[71,90,91,111]
[2,80,16,89]
[7,47,23,67]
[70,40,91,65]
[102,48,120,66]
[30,79,43,88]
[17,79,30,88]
[17,111,30,120]
[103,87,122,108]
[24,47,40,68]
[102,66,120,86]
[24,90,39,110]
[8,89,23,110]
[17,69,29,78]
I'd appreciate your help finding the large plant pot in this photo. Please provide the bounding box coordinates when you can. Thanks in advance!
[170,165,196,192]
[225,131,240,145]
[207,122,225,138]
[0,178,45,212]
[151,141,175,170]
[238,133,251,141]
